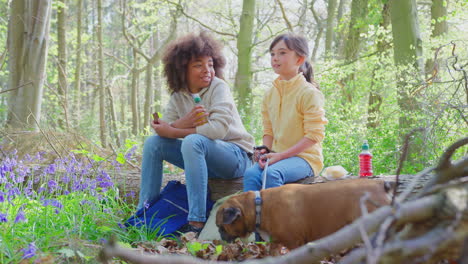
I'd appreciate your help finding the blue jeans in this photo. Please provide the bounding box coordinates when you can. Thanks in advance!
[138,134,251,222]
[243,157,313,191]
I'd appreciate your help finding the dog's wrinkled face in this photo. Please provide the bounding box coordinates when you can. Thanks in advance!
[216,204,251,242]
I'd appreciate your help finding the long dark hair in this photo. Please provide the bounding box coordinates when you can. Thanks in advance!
[162,31,226,94]
[269,33,319,88]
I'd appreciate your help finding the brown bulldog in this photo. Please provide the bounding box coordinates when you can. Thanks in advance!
[216,178,394,249]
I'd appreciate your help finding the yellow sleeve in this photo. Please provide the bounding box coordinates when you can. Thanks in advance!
[301,89,328,143]
[262,94,274,138]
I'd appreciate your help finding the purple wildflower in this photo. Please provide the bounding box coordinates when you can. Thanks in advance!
[0,191,4,203]
[125,191,135,198]
[14,207,26,223]
[43,199,63,209]
[21,242,37,259]
[125,145,137,160]
[0,213,7,222]
[44,164,56,175]
[48,180,58,192]
[7,187,20,202]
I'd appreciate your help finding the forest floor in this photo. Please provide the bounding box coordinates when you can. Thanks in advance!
[1,131,454,263]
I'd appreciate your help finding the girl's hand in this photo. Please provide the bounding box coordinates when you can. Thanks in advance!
[253,146,270,162]
[151,119,174,138]
[175,105,208,128]
[258,152,284,169]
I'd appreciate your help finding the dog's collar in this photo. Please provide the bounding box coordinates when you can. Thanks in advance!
[254,191,262,229]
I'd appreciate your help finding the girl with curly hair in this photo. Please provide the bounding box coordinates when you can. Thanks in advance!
[138,32,254,235]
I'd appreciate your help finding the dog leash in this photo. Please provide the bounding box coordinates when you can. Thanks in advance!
[261,158,270,190]
[255,158,269,240]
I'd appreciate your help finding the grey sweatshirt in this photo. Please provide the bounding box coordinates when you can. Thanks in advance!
[161,77,255,153]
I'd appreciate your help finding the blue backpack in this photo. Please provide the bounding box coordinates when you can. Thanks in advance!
[125,180,214,236]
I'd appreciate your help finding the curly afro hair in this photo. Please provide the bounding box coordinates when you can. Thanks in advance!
[162,31,226,94]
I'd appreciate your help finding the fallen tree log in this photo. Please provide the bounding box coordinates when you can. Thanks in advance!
[98,137,468,264]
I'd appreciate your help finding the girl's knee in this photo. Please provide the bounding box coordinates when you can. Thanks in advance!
[181,134,207,151]
[265,170,284,188]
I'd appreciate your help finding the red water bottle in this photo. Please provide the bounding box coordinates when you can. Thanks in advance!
[359,140,373,177]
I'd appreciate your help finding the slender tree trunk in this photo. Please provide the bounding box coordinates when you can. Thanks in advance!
[340,0,368,104]
[425,0,448,77]
[334,0,346,54]
[6,0,52,130]
[234,0,255,120]
[97,0,107,147]
[391,0,425,164]
[57,0,69,129]
[343,0,368,62]
[143,63,153,129]
[74,0,83,123]
[325,0,337,58]
[107,86,121,147]
[131,50,140,136]
[367,1,390,128]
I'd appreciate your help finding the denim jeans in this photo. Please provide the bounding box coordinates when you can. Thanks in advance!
[138,134,251,222]
[243,156,313,191]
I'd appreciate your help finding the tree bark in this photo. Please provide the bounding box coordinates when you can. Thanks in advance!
[234,0,255,120]
[425,0,449,77]
[74,0,83,123]
[6,0,52,130]
[57,0,69,129]
[325,0,337,58]
[97,0,107,147]
[367,2,390,129]
[390,0,424,132]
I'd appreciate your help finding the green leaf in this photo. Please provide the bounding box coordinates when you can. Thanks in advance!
[57,248,76,258]
[116,153,126,164]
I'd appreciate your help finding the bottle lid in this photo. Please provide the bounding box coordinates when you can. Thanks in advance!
[192,94,201,103]
[362,140,369,150]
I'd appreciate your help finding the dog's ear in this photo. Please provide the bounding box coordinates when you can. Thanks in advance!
[222,207,241,225]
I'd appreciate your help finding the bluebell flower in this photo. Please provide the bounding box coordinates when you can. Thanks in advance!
[21,242,37,259]
[0,191,4,203]
[44,164,56,175]
[0,213,7,222]
[14,208,26,223]
[48,180,58,192]
[144,200,150,209]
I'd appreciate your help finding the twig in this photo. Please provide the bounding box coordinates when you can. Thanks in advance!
[28,109,62,160]
[436,137,468,170]
[0,81,33,94]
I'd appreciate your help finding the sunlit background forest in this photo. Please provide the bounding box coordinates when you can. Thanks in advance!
[0,0,467,262]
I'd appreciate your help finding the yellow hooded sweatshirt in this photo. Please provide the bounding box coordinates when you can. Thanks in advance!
[262,73,328,175]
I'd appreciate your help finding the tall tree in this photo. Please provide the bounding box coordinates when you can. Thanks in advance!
[57,0,69,129]
[6,0,52,130]
[97,0,107,147]
[234,0,255,116]
[325,0,338,58]
[343,0,368,62]
[367,1,391,128]
[74,0,83,123]
[390,0,423,129]
[425,0,449,76]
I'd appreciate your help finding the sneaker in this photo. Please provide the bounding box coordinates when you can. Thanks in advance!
[177,223,203,237]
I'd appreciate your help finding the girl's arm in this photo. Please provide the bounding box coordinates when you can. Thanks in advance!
[152,119,196,138]
[262,135,273,150]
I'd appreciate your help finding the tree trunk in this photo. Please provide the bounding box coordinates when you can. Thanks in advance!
[131,50,140,136]
[367,1,390,129]
[6,0,52,131]
[324,0,337,58]
[390,0,423,129]
[334,0,346,54]
[234,0,255,121]
[391,0,425,165]
[97,0,107,147]
[57,0,69,129]
[143,63,153,129]
[425,0,449,77]
[74,0,83,123]
[343,0,368,62]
